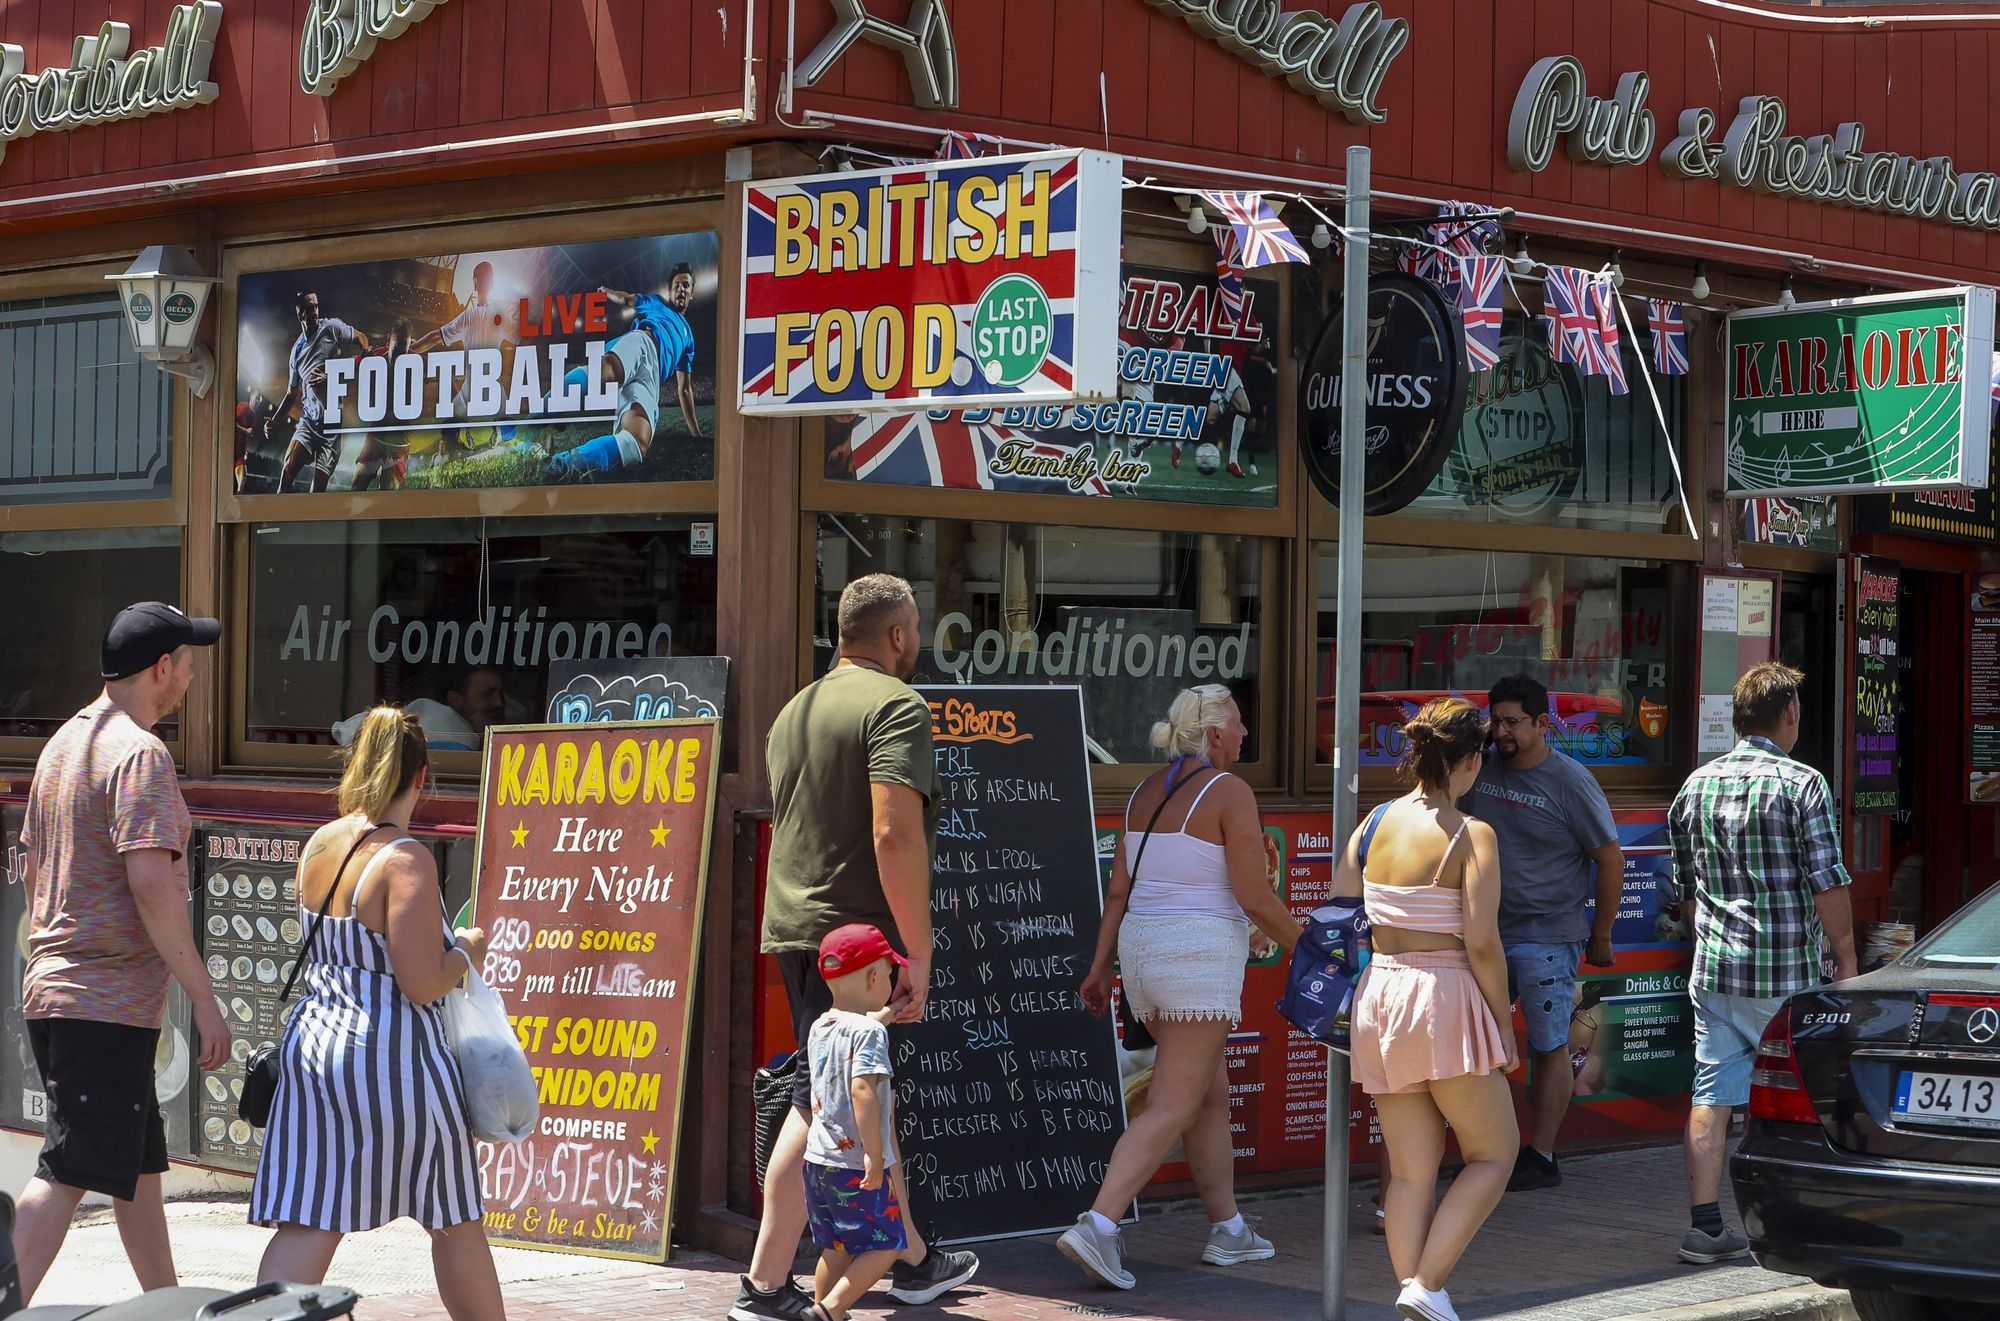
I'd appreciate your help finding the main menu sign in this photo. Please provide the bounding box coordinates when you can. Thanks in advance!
[740,150,1122,415]
[1726,288,1996,496]
[1299,271,1468,514]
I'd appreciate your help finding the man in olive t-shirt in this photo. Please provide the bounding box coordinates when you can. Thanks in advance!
[735,574,978,1321]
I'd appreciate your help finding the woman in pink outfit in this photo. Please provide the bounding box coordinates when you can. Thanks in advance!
[1335,697,1519,1321]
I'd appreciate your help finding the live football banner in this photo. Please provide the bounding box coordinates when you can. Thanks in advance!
[234,233,720,494]
[471,720,720,1262]
[740,150,1123,414]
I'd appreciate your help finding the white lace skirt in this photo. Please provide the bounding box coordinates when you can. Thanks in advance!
[1118,914,1248,1024]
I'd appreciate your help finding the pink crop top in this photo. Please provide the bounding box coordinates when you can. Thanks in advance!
[1361,810,1470,937]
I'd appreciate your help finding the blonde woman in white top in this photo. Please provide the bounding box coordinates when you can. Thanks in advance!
[1060,685,1302,1290]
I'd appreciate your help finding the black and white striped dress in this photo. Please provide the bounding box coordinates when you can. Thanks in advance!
[250,839,483,1232]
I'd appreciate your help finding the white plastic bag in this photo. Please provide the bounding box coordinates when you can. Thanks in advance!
[441,955,539,1144]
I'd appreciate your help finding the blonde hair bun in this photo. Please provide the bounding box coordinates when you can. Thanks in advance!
[1154,685,1235,759]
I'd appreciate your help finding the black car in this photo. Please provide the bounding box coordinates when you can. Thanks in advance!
[1733,886,2000,1321]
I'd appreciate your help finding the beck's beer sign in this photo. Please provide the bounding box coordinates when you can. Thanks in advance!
[738,150,1122,415]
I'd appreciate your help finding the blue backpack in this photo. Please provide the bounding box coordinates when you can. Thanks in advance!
[1275,805,1384,1051]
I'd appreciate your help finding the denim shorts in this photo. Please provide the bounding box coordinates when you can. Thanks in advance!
[1690,985,1789,1108]
[1506,941,1584,1055]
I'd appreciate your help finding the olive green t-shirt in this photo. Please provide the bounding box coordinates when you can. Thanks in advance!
[761,664,939,953]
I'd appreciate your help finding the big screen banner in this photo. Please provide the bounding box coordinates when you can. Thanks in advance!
[471,720,720,1261]
[741,150,1122,415]
[1726,287,1997,496]
[822,263,1281,507]
[234,233,720,494]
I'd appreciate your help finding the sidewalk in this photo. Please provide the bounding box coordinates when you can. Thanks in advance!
[29,1146,1852,1320]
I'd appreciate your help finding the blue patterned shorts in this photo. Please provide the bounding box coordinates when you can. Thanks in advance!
[803,1160,908,1255]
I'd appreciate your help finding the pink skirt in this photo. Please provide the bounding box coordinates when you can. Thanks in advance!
[1352,950,1511,1096]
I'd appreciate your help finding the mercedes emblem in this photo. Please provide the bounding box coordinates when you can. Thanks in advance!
[1969,1006,2000,1046]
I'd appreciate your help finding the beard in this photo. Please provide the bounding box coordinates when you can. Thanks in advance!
[1494,739,1519,761]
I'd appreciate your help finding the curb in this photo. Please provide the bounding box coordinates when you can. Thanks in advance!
[1616,1285,1857,1321]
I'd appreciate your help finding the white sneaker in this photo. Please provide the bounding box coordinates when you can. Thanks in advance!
[1058,1214,1136,1289]
[1397,1280,1461,1321]
[1201,1219,1275,1266]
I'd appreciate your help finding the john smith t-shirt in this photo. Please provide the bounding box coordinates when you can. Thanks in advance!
[1462,748,1617,945]
[761,665,939,953]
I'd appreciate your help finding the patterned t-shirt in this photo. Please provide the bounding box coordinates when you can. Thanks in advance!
[19,698,191,1028]
[805,1008,896,1171]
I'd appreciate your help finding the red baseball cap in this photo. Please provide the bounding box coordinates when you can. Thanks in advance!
[817,924,909,980]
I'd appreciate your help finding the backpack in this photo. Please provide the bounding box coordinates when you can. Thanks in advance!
[1275,804,1385,1051]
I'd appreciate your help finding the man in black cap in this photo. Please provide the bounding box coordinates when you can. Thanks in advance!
[13,603,232,1303]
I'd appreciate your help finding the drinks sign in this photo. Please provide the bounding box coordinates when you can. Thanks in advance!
[1726,288,1997,496]
[1850,558,1901,817]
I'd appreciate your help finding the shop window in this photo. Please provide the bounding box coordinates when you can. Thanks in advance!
[813,515,1267,769]
[242,516,716,751]
[1314,545,1677,771]
[1389,313,1687,534]
[0,529,183,741]
[1,295,175,505]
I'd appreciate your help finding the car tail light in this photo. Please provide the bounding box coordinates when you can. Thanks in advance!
[1749,1005,1820,1125]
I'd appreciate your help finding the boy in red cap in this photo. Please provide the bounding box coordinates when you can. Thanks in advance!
[802,923,909,1321]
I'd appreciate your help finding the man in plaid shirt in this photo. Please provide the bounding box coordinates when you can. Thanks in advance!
[1668,662,1856,1265]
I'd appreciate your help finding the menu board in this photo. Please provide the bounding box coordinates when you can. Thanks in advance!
[1695,571,1779,766]
[899,686,1125,1244]
[471,720,720,1262]
[1,805,35,1132]
[1850,557,1902,816]
[195,827,313,1171]
[1969,571,2000,804]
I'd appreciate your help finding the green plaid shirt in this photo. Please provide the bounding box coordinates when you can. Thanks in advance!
[1669,736,1853,998]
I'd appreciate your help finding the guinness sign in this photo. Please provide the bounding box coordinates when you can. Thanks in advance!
[1299,271,1468,514]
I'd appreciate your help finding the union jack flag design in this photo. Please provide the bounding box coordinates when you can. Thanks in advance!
[1545,267,1626,392]
[1648,299,1689,376]
[1198,191,1310,269]
[843,408,1113,496]
[743,152,1117,412]
[1590,277,1629,396]
[1395,201,1498,304]
[1213,228,1248,327]
[1458,256,1505,373]
[936,131,999,161]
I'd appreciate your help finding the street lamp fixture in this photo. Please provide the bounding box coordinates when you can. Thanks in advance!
[106,245,220,398]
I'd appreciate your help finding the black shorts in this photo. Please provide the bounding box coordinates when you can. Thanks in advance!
[28,1018,169,1201]
[777,950,836,1109]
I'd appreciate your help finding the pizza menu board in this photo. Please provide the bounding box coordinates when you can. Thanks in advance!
[196,827,313,1172]
[471,720,720,1262]
[1969,571,2000,804]
[899,686,1126,1245]
[1850,556,1902,816]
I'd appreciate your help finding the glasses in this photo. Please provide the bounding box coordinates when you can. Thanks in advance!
[1493,715,1539,730]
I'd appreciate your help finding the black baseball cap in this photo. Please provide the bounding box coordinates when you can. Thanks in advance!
[101,602,221,680]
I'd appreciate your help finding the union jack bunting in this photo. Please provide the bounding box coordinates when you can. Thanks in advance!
[935,130,999,161]
[1590,277,1629,395]
[845,408,1113,496]
[1648,299,1690,376]
[1395,201,1498,302]
[1457,255,1505,373]
[1543,266,1596,367]
[1198,191,1310,269]
[1214,227,1248,327]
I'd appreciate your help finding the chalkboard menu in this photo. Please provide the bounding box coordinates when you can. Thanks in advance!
[1970,571,2000,804]
[195,826,314,1170]
[1,805,34,1132]
[900,686,1127,1244]
[472,720,721,1262]
[1851,557,1902,816]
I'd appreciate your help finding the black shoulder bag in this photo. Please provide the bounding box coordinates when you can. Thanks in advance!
[1115,764,1216,1052]
[239,824,388,1127]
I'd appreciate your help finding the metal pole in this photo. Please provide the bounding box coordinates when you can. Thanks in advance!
[1322,143,1370,1321]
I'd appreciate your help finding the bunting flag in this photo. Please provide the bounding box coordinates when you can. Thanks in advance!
[1648,299,1690,376]
[1198,191,1311,268]
[1457,255,1505,373]
[935,130,999,161]
[1590,276,1629,395]
[1213,227,1248,326]
[1545,267,1628,392]
[1395,201,1500,303]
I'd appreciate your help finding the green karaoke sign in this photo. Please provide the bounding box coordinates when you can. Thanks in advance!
[1726,287,1996,496]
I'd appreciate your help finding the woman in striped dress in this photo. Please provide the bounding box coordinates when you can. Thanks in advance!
[250,706,504,1320]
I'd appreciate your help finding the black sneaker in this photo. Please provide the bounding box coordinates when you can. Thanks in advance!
[1506,1145,1562,1192]
[886,1247,980,1304]
[729,1275,817,1321]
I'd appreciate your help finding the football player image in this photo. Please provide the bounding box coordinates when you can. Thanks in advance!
[233,390,270,492]
[543,262,702,481]
[1205,349,1254,479]
[350,320,414,492]
[413,259,518,463]
[267,290,369,494]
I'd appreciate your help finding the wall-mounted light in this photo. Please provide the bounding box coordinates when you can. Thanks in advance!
[1777,275,1796,310]
[1187,201,1209,236]
[1690,264,1711,301]
[106,246,219,398]
[1310,222,1333,250]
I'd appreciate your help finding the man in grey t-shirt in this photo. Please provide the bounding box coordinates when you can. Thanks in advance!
[1462,675,1623,1192]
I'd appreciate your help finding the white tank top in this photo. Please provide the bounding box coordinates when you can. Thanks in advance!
[1122,773,1248,923]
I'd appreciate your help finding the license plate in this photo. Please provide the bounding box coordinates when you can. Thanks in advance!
[1894,1071,2000,1128]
